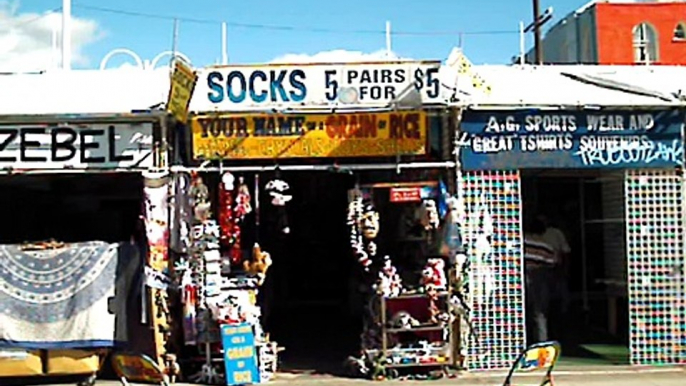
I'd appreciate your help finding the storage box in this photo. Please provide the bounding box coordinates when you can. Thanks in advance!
[46,349,100,375]
[0,349,43,376]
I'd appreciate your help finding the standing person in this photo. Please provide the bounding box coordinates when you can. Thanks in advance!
[537,214,572,315]
[524,218,556,343]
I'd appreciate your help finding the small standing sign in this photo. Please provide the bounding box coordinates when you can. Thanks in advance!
[221,324,261,386]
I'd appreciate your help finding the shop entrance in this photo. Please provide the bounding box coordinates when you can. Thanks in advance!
[521,169,630,365]
[258,171,358,374]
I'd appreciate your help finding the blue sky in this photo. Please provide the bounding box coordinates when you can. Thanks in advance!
[17,0,589,68]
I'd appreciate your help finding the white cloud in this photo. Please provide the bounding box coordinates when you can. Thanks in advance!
[270,49,413,64]
[0,1,102,72]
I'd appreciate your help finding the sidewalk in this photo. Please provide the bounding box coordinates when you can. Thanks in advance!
[37,366,685,386]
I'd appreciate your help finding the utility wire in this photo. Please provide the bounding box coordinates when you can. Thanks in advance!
[3,7,62,29]
[73,3,519,36]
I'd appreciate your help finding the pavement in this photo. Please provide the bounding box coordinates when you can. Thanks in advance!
[30,365,686,386]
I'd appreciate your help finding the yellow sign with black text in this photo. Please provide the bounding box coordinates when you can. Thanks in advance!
[167,60,197,123]
[191,111,428,159]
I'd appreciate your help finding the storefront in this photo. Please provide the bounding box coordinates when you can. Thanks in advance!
[166,59,476,383]
[0,69,175,384]
[457,106,686,369]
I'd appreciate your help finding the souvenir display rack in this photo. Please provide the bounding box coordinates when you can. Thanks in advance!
[460,170,525,371]
[626,169,686,365]
[348,180,466,379]
[371,290,455,376]
[170,172,280,385]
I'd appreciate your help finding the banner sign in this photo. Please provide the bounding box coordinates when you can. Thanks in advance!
[390,187,422,203]
[191,61,442,111]
[191,111,427,159]
[221,324,260,386]
[459,110,685,170]
[0,123,153,170]
[167,59,198,123]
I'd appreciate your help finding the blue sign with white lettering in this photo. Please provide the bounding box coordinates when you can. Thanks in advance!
[459,109,685,170]
[221,324,260,386]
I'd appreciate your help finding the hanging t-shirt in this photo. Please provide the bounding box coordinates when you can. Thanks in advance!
[524,234,555,266]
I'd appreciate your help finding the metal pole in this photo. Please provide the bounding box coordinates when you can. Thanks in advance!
[169,161,456,173]
[171,18,179,65]
[385,21,392,57]
[61,0,71,70]
[222,22,229,65]
[519,21,526,65]
[533,0,543,64]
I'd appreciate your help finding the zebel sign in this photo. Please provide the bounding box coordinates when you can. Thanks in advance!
[0,122,153,170]
[191,61,443,111]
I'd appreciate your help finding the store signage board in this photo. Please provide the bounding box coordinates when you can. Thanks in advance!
[0,122,153,170]
[167,59,198,123]
[459,110,685,170]
[191,61,443,111]
[390,187,422,203]
[221,324,260,386]
[191,110,428,159]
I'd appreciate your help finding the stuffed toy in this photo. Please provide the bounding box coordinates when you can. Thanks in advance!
[422,257,447,292]
[243,243,273,286]
[417,199,440,231]
[235,176,252,220]
[265,179,292,234]
[163,354,181,384]
[390,311,420,330]
[375,256,402,297]
[190,173,210,220]
[347,196,381,271]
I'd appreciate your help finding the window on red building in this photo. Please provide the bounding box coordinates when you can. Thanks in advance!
[673,23,686,40]
[632,22,659,64]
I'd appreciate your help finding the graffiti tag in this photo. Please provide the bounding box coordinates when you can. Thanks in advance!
[574,136,682,166]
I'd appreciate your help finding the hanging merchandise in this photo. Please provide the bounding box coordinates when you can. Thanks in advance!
[375,256,403,297]
[181,269,198,345]
[170,172,193,254]
[174,172,279,384]
[231,176,252,265]
[218,172,246,266]
[264,178,292,234]
[235,176,253,220]
[190,173,211,222]
[347,195,380,271]
[143,173,170,257]
[142,171,176,373]
[417,199,440,231]
[218,172,237,248]
[439,196,465,265]
[422,258,447,292]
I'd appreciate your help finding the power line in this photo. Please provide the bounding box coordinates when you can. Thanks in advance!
[73,3,519,37]
[4,7,62,29]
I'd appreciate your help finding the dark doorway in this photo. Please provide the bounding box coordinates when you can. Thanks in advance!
[521,170,630,366]
[258,172,357,374]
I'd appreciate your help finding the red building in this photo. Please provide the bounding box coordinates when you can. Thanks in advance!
[524,0,686,65]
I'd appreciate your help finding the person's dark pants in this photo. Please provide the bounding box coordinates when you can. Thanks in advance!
[525,264,554,343]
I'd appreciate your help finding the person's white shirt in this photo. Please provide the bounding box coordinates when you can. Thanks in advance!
[541,227,570,265]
